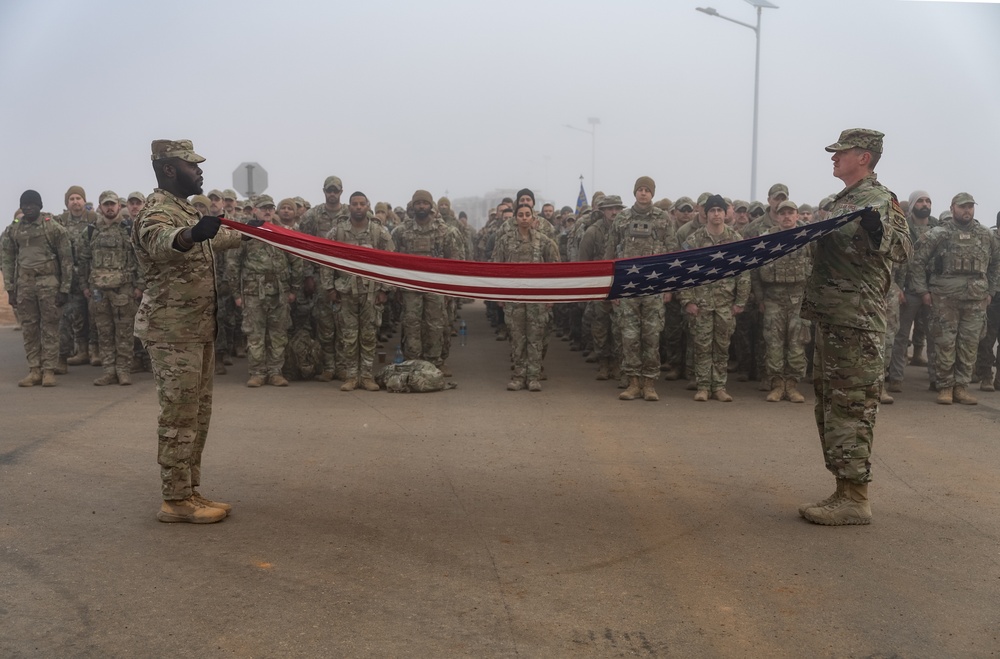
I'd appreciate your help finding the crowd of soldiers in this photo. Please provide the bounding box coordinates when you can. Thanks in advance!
[4,179,998,406]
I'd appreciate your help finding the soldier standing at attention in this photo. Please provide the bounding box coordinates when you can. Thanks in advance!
[910,193,1000,406]
[79,190,142,386]
[59,185,101,369]
[799,129,910,526]
[579,195,625,382]
[2,190,73,387]
[133,139,244,524]
[320,192,395,392]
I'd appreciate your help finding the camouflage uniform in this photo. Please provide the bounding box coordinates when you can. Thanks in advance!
[679,226,750,392]
[231,222,303,380]
[493,228,560,385]
[320,217,395,383]
[801,173,910,483]
[78,211,141,380]
[391,216,459,366]
[298,203,348,376]
[888,215,939,384]
[1,216,73,373]
[57,207,100,360]
[133,188,242,501]
[578,211,618,373]
[909,217,1000,390]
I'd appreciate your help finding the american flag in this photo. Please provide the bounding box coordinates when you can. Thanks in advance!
[220,209,863,303]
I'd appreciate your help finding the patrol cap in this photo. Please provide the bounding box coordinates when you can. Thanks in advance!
[207,189,223,199]
[99,190,119,205]
[242,199,254,210]
[825,128,884,154]
[939,210,953,222]
[748,201,766,217]
[254,194,276,208]
[374,201,390,213]
[951,192,976,206]
[767,183,789,199]
[411,189,434,204]
[222,189,238,201]
[733,199,750,211]
[151,139,205,163]
[776,200,798,212]
[190,195,211,208]
[294,196,306,207]
[673,196,695,212]
[696,192,712,206]
[323,176,343,191]
[798,203,813,213]
[819,195,836,211]
[127,191,145,202]
[598,195,625,209]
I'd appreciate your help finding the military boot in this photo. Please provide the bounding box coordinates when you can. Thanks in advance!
[713,389,734,402]
[191,490,232,514]
[953,385,978,405]
[661,366,680,381]
[117,370,132,386]
[802,482,871,526]
[765,378,784,402]
[360,376,380,391]
[785,378,805,403]
[93,371,118,386]
[157,497,227,523]
[596,360,610,381]
[979,378,995,392]
[18,368,42,387]
[268,374,289,387]
[314,369,335,382]
[246,374,265,388]
[619,376,642,400]
[67,345,90,365]
[55,356,69,374]
[798,479,846,517]
[693,389,709,402]
[610,364,622,380]
[936,386,954,405]
[642,377,659,402]
[89,343,101,366]
[879,389,894,404]
[340,378,358,392]
[41,370,57,387]
[214,353,227,375]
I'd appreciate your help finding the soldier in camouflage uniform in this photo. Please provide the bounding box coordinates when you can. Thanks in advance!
[579,195,625,381]
[133,139,244,524]
[231,195,303,387]
[320,192,395,392]
[909,193,1000,406]
[1,190,73,387]
[799,129,911,526]
[58,185,101,368]
[605,177,679,401]
[751,200,812,403]
[679,195,750,402]
[79,191,142,386]
[299,176,349,381]
[391,190,460,367]
[493,203,561,391]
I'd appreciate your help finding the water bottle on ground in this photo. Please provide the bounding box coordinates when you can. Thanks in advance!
[459,320,467,346]
[394,345,404,364]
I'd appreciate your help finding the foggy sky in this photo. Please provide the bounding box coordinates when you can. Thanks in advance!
[1,0,998,229]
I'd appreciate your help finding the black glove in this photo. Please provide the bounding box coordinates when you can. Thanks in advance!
[55,292,69,307]
[858,207,882,233]
[190,215,222,242]
[246,219,265,227]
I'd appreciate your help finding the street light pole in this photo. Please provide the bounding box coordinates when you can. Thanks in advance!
[564,117,600,191]
[696,0,778,202]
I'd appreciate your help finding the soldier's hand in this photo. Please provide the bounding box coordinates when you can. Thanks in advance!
[922,293,932,307]
[303,276,316,297]
[732,304,744,315]
[133,288,143,301]
[684,302,699,316]
[662,292,673,303]
[858,207,882,233]
[56,292,69,307]
[287,292,296,304]
[326,290,339,304]
[235,296,243,309]
[7,292,15,308]
[190,215,223,242]
[83,288,92,299]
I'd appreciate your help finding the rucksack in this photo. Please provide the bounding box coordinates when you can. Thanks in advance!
[376,360,456,393]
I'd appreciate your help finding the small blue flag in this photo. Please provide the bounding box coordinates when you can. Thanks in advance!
[575,180,587,214]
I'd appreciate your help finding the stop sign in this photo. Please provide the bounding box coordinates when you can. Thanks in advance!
[232,162,268,197]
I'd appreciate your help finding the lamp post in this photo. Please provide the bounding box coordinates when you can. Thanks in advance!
[696,0,778,202]
[564,117,601,191]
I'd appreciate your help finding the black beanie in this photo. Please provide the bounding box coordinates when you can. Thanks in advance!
[20,190,43,208]
[703,194,727,214]
[516,188,535,205]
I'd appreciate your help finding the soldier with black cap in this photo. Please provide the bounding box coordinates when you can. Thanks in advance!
[132,139,244,524]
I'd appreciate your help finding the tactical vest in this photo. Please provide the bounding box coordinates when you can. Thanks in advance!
[757,248,810,284]
[90,223,132,288]
[400,221,448,257]
[616,209,666,259]
[939,226,990,276]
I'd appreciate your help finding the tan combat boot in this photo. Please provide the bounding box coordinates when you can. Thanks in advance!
[89,344,101,367]
[693,389,709,401]
[713,389,733,402]
[879,389,894,404]
[117,370,132,386]
[802,482,871,526]
[41,370,57,387]
[785,378,805,403]
[157,497,227,523]
[314,369,334,382]
[268,374,289,387]
[642,377,659,401]
[610,364,622,380]
[93,371,118,386]
[67,345,90,365]
[55,356,69,374]
[619,376,642,400]
[214,354,227,375]
[360,376,380,391]
[191,490,232,514]
[798,479,846,517]
[18,368,42,387]
[340,378,358,392]
[936,386,954,405]
[953,385,977,405]
[596,360,610,381]
[765,377,784,402]
[246,374,265,388]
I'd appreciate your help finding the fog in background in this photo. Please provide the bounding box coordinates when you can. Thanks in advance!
[1,0,998,229]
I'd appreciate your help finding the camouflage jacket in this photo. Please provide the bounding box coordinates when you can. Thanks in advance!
[1,216,73,294]
[57,209,100,292]
[740,213,776,240]
[298,204,348,278]
[675,218,706,245]
[897,215,938,293]
[751,226,813,301]
[577,217,613,262]
[604,205,679,260]
[79,214,140,290]
[678,225,750,310]
[908,219,1000,301]
[230,220,303,300]
[492,228,560,264]
[320,218,395,296]
[801,174,911,332]
[392,217,460,259]
[132,188,242,343]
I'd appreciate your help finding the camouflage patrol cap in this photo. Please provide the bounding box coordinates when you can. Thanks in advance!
[412,189,434,204]
[951,192,976,206]
[696,192,712,206]
[673,196,695,212]
[254,194,276,208]
[798,203,814,213]
[374,201,390,213]
[733,199,750,211]
[207,189,223,199]
[127,191,145,202]
[190,195,211,208]
[654,198,673,210]
[939,210,953,222]
[767,183,789,199]
[825,128,884,154]
[222,189,238,201]
[776,200,798,212]
[150,139,205,163]
[242,199,254,210]
[294,196,306,207]
[819,196,836,211]
[98,190,119,205]
[748,201,766,217]
[598,195,625,209]
[323,176,343,191]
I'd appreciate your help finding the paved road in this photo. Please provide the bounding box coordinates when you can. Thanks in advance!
[2,302,999,658]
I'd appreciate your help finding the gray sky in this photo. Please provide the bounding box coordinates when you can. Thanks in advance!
[2,0,998,229]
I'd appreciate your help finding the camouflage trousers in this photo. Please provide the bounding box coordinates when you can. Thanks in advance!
[91,286,137,376]
[14,278,61,370]
[401,290,446,366]
[441,297,455,363]
[930,296,987,388]
[659,298,685,372]
[812,323,884,484]
[144,340,215,501]
[507,302,547,381]
[59,290,89,356]
[215,292,237,356]
[732,298,758,377]
[336,292,384,379]
[889,293,936,383]
[617,295,664,379]
[242,294,291,376]
[884,290,901,361]
[312,296,339,372]
[566,302,584,346]
[761,294,808,381]
[589,300,616,362]
[974,295,1000,381]
[689,306,735,391]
